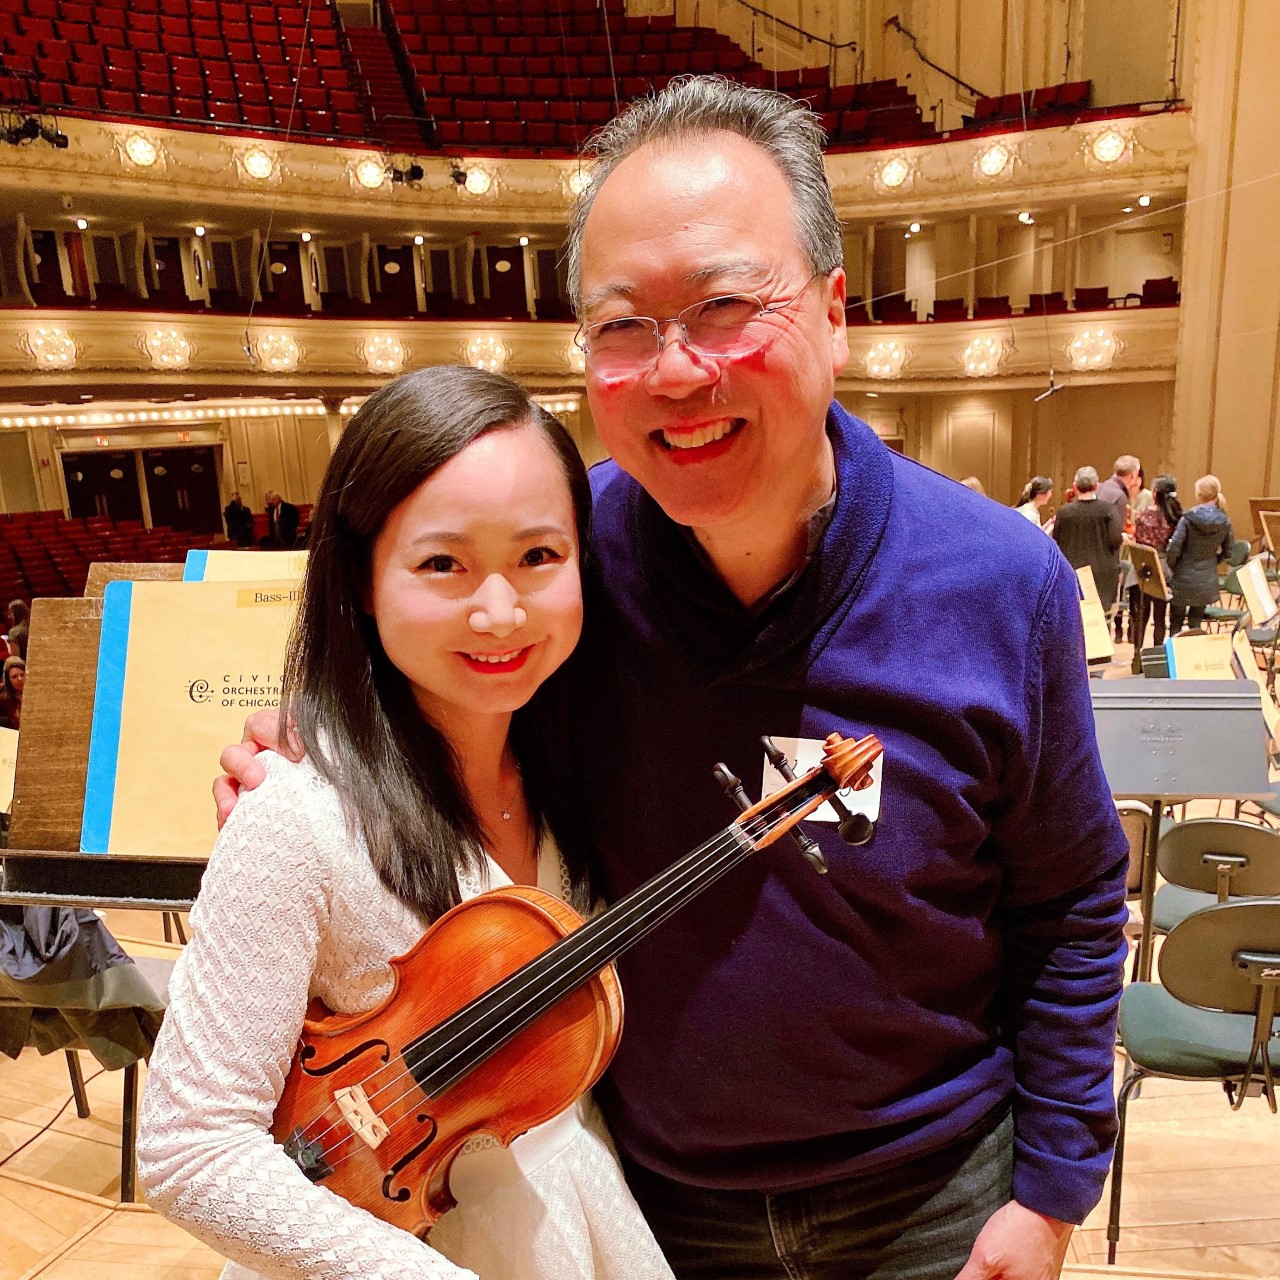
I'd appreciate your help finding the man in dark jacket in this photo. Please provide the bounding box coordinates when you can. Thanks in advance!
[261,490,300,549]
[223,492,255,547]
[1053,465,1124,605]
[1096,455,1140,530]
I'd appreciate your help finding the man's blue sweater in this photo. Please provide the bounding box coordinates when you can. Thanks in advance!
[571,402,1129,1224]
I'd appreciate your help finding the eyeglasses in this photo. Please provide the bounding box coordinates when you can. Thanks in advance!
[575,272,829,378]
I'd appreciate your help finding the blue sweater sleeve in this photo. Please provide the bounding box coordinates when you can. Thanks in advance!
[990,553,1129,1223]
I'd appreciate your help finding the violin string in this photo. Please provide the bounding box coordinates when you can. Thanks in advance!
[310,799,799,1176]
[292,806,772,1160]
[296,785,822,1165]
[297,785,832,1170]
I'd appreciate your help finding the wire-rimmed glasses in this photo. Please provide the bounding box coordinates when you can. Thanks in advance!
[575,272,828,378]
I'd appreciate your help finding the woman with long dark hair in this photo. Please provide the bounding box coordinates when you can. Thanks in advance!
[1014,476,1053,527]
[1133,475,1182,646]
[137,367,673,1280]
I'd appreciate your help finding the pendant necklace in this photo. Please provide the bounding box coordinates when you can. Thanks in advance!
[501,764,522,821]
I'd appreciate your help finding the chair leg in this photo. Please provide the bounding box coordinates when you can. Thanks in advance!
[163,911,187,944]
[1107,1068,1145,1264]
[121,1061,139,1203]
[64,1050,91,1119]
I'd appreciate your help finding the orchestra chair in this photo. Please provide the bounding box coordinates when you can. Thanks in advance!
[1148,818,1280,938]
[1107,899,1280,1263]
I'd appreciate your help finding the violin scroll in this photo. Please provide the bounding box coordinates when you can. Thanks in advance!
[821,732,882,794]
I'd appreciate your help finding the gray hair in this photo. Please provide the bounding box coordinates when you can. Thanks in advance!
[1113,454,1141,477]
[1074,465,1099,492]
[565,75,843,311]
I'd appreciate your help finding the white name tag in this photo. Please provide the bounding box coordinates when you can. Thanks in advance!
[762,735,883,824]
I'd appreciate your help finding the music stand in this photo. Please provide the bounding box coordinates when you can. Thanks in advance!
[1248,498,1280,542]
[1123,543,1169,674]
[1090,679,1272,981]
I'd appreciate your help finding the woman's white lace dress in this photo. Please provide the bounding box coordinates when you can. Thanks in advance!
[136,752,674,1280]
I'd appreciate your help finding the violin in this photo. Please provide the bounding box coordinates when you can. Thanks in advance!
[271,730,882,1237]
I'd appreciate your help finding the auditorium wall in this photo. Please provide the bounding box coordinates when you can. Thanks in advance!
[840,378,1175,503]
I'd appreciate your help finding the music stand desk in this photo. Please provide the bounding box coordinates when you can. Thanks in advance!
[1090,679,1271,980]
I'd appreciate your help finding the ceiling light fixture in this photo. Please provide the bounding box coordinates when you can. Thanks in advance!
[1138,194,1152,207]
[1090,128,1128,164]
[354,157,386,189]
[976,141,1011,177]
[878,155,910,189]
[242,147,276,180]
[124,134,158,167]
[194,225,206,237]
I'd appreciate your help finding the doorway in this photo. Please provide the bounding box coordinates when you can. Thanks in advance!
[143,446,223,534]
[62,452,144,522]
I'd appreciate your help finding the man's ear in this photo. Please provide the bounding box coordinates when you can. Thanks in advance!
[826,267,850,376]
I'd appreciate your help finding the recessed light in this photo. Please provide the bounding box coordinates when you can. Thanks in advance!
[300,232,312,242]
[519,235,529,246]
[75,217,88,230]
[194,225,206,237]
[1017,211,1035,225]
[1122,206,1134,214]
[413,234,424,245]
[866,391,879,397]
[909,222,921,233]
[1138,194,1151,207]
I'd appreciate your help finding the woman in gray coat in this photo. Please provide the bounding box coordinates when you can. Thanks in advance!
[1166,474,1233,633]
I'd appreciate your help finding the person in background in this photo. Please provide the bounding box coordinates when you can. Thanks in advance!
[1096,455,1141,531]
[223,492,256,547]
[5,600,29,660]
[261,489,301,550]
[1052,466,1123,605]
[1014,477,1053,527]
[959,475,986,495]
[1167,474,1233,635]
[1133,476,1181,647]
[0,656,25,731]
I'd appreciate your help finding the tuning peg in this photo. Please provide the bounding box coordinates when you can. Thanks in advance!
[759,738,828,874]
[764,735,874,850]
[712,763,752,813]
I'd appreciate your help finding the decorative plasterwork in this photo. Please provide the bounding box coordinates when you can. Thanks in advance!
[0,308,1179,401]
[0,112,1193,229]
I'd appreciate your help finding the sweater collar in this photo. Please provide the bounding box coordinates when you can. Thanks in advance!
[625,401,894,678]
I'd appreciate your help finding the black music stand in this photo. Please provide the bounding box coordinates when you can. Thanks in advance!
[1090,680,1271,981]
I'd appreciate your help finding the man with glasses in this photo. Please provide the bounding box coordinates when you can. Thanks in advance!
[219,78,1128,1280]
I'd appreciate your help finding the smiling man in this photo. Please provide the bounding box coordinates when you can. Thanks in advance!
[559,78,1129,1280]
[218,77,1129,1280]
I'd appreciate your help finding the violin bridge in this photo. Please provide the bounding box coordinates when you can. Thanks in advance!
[335,1084,391,1149]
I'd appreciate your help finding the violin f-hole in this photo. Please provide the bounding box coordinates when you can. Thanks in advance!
[381,1113,439,1203]
[300,1038,390,1077]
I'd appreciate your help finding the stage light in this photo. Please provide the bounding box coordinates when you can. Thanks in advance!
[363,334,406,374]
[865,340,906,379]
[1090,128,1128,164]
[977,142,1011,177]
[963,335,1004,376]
[355,157,385,189]
[39,124,69,149]
[465,334,509,372]
[124,134,158,167]
[878,155,910,189]
[243,147,275,180]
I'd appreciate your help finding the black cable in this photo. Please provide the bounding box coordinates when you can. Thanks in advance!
[0,1065,109,1171]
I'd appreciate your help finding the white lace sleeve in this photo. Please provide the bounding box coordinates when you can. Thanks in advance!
[136,754,478,1280]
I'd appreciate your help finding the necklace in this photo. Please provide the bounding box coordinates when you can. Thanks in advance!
[500,763,522,821]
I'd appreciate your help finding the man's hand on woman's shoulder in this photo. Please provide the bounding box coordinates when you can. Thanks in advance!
[213,709,303,828]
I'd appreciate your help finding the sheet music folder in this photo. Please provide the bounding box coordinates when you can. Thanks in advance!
[1090,680,1271,800]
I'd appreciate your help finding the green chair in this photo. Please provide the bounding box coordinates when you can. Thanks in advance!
[1107,899,1280,1263]
[1149,818,1280,936]
[1204,568,1246,630]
